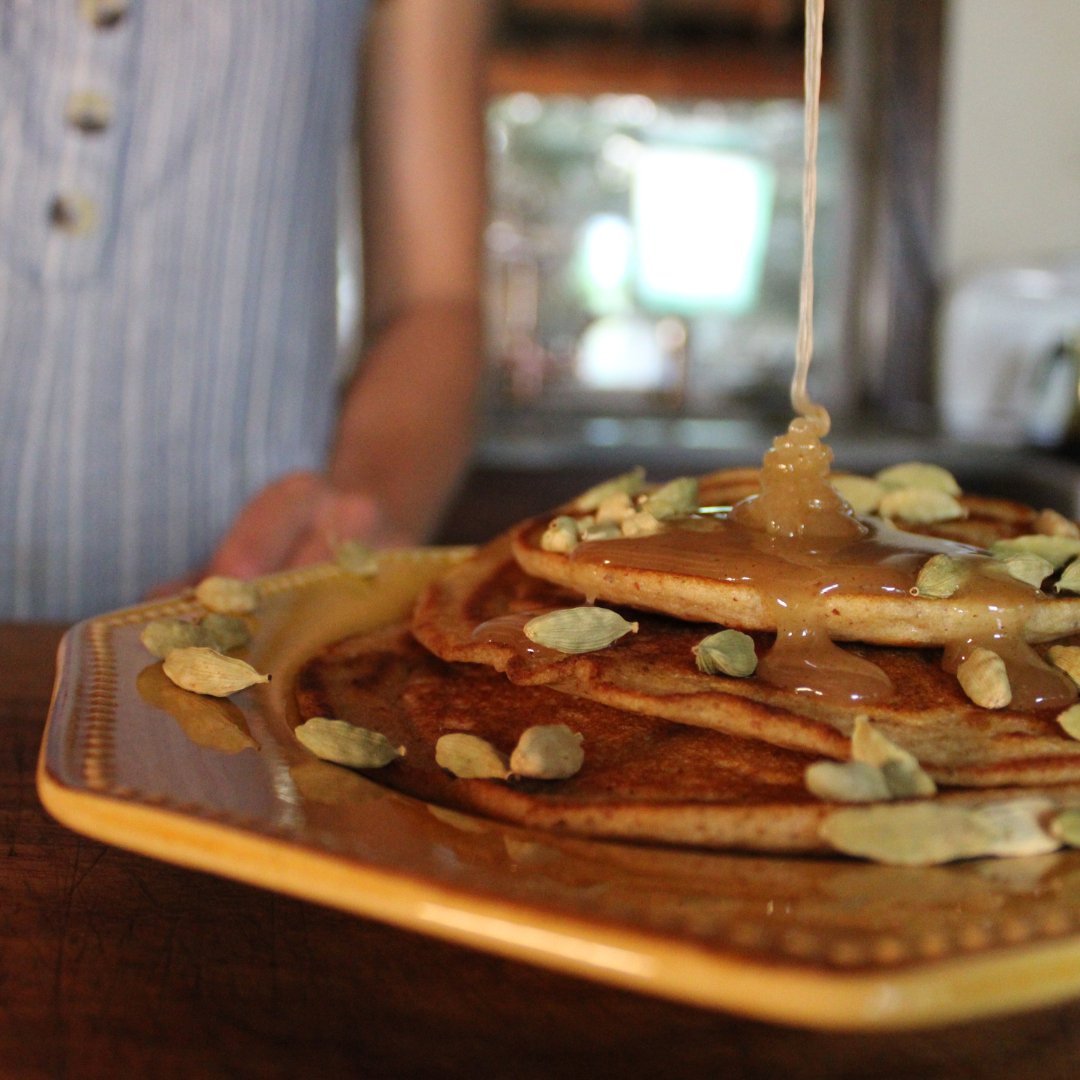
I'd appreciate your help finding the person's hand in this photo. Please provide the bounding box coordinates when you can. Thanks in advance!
[147,470,408,596]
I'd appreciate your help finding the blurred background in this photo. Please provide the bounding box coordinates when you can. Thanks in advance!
[349,0,1080,537]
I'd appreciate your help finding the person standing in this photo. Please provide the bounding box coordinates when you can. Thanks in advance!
[0,0,490,620]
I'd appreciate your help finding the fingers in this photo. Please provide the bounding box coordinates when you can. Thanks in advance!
[207,472,324,579]
[207,473,392,578]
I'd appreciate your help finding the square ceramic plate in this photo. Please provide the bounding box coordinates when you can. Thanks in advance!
[36,549,1080,1031]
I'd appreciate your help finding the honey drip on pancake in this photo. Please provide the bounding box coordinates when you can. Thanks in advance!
[568,0,1076,710]
[728,0,891,701]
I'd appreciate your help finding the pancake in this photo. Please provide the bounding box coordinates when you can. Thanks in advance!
[293,622,1080,854]
[410,533,1080,788]
[510,469,1080,647]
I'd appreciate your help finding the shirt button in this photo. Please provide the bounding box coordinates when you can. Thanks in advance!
[47,194,99,235]
[78,0,130,30]
[65,91,114,134]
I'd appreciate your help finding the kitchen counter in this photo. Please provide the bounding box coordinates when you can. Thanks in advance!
[8,621,1080,1077]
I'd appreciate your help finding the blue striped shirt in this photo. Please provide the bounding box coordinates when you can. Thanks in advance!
[0,0,368,619]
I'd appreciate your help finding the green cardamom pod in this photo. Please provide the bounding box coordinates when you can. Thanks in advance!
[1056,703,1080,741]
[194,574,260,615]
[540,516,581,554]
[199,612,252,653]
[996,552,1054,590]
[1056,559,1080,594]
[572,467,646,512]
[693,629,758,677]
[335,540,379,577]
[140,617,214,659]
[435,732,509,779]
[991,535,1080,570]
[510,724,584,780]
[910,554,966,599]
[642,476,699,520]
[875,461,961,494]
[162,647,269,697]
[295,717,403,769]
[1051,808,1080,847]
[523,607,638,654]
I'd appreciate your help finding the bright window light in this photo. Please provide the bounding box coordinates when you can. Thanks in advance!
[577,213,634,315]
[632,147,775,315]
[575,314,668,391]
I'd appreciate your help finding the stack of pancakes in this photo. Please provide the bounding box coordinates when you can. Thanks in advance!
[295,469,1080,855]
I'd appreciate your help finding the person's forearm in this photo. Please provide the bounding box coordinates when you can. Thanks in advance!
[327,297,484,543]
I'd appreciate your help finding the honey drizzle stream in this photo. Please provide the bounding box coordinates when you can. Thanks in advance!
[731,0,855,545]
[792,0,827,433]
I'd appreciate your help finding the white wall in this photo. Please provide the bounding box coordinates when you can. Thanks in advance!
[939,0,1080,278]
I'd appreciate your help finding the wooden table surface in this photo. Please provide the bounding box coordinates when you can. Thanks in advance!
[7,622,1080,1079]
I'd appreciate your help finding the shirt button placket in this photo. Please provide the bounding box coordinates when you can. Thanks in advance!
[78,0,130,31]
[65,90,115,135]
[47,0,130,260]
[47,193,99,236]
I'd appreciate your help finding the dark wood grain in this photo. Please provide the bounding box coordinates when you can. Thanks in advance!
[6,621,1080,1079]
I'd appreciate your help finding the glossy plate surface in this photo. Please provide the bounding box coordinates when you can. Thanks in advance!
[36,549,1080,1030]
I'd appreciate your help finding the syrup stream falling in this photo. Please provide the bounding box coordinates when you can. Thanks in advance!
[736,0,893,698]
[792,0,827,435]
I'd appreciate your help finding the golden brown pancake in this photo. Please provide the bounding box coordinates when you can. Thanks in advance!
[510,470,1080,647]
[294,623,1080,853]
[410,534,1080,788]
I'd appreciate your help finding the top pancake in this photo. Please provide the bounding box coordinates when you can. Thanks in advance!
[510,468,1080,647]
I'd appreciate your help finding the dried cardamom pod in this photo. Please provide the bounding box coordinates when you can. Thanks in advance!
[875,461,961,495]
[140,617,213,659]
[997,552,1055,590]
[1034,507,1080,539]
[910,554,966,599]
[335,540,379,577]
[693,629,758,677]
[976,797,1060,857]
[805,760,892,804]
[1056,703,1080,740]
[990,535,1080,570]
[822,803,985,865]
[162,647,269,697]
[594,492,636,525]
[642,476,699,520]
[956,647,1012,709]
[194,574,259,615]
[1055,559,1080,595]
[523,607,638,653]
[540,515,581,554]
[573,467,646,512]
[199,612,251,653]
[435,732,509,779]
[806,718,935,805]
[620,509,663,538]
[1050,808,1080,847]
[830,474,885,516]
[850,716,936,798]
[510,724,584,780]
[295,716,403,769]
[820,799,1058,866]
[877,487,964,525]
[1049,645,1080,686]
